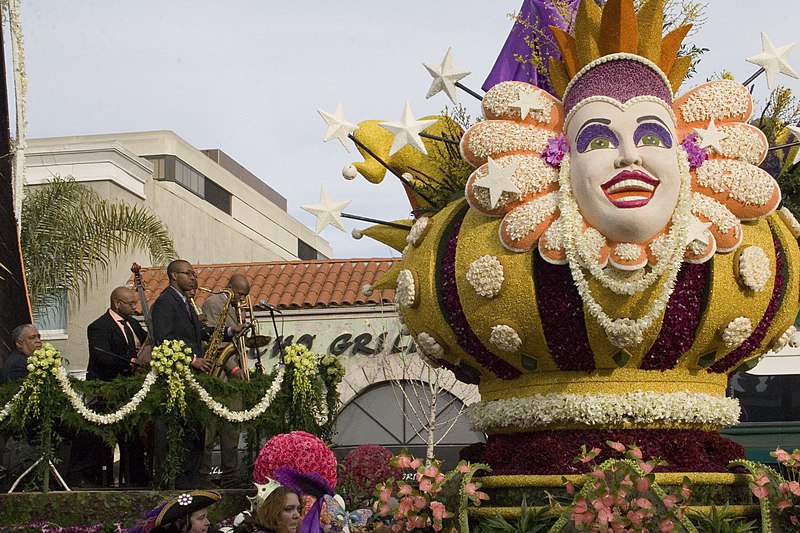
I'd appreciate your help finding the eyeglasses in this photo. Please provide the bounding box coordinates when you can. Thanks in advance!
[175,271,197,278]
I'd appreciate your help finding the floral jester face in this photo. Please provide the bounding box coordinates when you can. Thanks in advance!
[567,99,680,244]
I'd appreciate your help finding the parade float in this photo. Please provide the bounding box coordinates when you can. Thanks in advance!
[311,0,800,530]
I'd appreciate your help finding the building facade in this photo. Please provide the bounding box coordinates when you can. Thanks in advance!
[25,130,331,371]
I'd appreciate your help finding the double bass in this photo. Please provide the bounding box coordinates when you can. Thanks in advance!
[130,263,154,368]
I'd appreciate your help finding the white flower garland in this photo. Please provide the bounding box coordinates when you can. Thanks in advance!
[0,388,24,423]
[557,151,693,347]
[737,245,771,292]
[465,255,504,298]
[185,366,285,423]
[416,332,444,358]
[721,317,753,348]
[467,391,741,431]
[56,368,157,425]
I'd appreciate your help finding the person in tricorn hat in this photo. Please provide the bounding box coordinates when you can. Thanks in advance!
[130,489,222,533]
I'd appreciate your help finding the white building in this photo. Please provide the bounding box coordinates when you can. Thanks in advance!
[25,130,331,370]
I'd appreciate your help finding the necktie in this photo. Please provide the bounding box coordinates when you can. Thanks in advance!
[120,320,137,358]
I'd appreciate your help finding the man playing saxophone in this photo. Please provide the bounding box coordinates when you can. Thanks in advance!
[199,273,251,488]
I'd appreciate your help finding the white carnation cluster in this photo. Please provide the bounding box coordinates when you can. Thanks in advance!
[771,325,796,353]
[395,269,417,308]
[489,324,522,352]
[467,391,741,431]
[721,316,753,348]
[406,217,430,247]
[465,255,504,298]
[737,245,771,292]
[416,332,444,358]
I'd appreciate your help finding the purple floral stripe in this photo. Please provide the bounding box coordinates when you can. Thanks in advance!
[641,263,708,370]
[710,235,785,373]
[534,252,595,371]
[440,219,522,380]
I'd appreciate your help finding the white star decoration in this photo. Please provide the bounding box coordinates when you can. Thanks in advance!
[787,125,800,165]
[318,103,359,152]
[301,187,351,235]
[509,88,548,120]
[475,157,520,209]
[694,118,728,153]
[423,47,471,104]
[380,102,437,156]
[746,33,799,88]
[685,216,712,246]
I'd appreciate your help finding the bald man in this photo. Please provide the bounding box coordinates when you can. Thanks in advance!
[74,286,151,487]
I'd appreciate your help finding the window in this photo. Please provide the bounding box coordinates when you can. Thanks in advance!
[333,381,484,468]
[297,239,318,260]
[204,178,232,215]
[34,289,68,339]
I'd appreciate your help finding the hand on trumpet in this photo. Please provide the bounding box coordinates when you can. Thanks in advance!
[231,322,254,336]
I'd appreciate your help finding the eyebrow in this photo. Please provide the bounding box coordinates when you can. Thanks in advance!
[577,117,611,134]
[636,115,670,129]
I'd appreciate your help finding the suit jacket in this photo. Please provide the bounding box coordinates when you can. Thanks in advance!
[86,310,148,381]
[151,286,206,357]
[0,350,27,384]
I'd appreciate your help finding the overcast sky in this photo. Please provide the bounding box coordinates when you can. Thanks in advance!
[6,0,800,260]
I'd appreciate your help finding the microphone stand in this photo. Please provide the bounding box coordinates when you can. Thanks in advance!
[267,307,283,373]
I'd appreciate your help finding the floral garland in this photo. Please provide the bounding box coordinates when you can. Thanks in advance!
[185,366,284,423]
[150,339,193,415]
[18,343,62,420]
[56,368,157,425]
[467,390,740,431]
[557,151,693,347]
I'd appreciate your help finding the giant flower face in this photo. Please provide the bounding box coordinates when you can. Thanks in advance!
[566,99,680,244]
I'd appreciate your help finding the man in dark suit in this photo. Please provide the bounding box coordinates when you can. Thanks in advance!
[150,259,247,489]
[71,286,152,487]
[0,324,40,384]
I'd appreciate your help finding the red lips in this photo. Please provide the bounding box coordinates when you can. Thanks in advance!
[601,170,660,208]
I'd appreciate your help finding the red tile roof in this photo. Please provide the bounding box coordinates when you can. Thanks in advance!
[129,258,398,310]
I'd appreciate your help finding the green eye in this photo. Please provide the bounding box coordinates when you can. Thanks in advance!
[588,137,615,150]
[639,133,664,147]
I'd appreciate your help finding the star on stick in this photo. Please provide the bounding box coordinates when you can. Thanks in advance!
[787,125,800,165]
[474,157,520,209]
[746,33,799,88]
[379,102,437,156]
[318,103,359,152]
[685,216,712,247]
[423,47,471,104]
[694,118,728,153]
[301,187,351,235]
[509,88,548,120]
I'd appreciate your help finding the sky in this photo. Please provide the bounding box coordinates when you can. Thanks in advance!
[5,0,800,260]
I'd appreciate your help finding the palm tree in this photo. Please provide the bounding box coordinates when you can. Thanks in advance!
[20,175,178,313]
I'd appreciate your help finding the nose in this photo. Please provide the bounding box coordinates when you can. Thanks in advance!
[614,141,642,168]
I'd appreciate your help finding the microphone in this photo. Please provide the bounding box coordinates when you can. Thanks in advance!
[259,300,281,313]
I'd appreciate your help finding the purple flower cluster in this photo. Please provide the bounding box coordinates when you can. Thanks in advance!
[641,263,708,370]
[440,216,521,380]
[711,235,784,373]
[534,252,595,371]
[15,522,125,533]
[681,134,708,170]
[542,134,569,166]
[464,429,745,475]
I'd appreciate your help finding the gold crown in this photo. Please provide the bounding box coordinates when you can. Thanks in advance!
[548,0,693,97]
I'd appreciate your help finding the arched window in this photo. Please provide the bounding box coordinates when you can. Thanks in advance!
[333,380,485,468]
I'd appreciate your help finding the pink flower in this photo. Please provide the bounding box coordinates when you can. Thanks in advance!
[422,465,440,478]
[607,440,626,453]
[773,448,792,462]
[776,498,792,511]
[457,463,471,474]
[394,454,413,469]
[564,480,576,495]
[785,481,800,496]
[379,486,392,502]
[751,485,768,499]
[412,495,427,510]
[635,497,653,510]
[591,469,606,480]
[659,518,676,532]
[636,477,651,493]
[398,483,413,496]
[628,446,643,460]
[398,497,413,514]
[465,483,479,496]
[662,494,678,509]
[430,501,447,520]
[418,479,432,492]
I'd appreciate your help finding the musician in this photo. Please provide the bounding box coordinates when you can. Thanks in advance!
[150,259,248,489]
[200,273,250,488]
[0,324,40,384]
[70,287,152,487]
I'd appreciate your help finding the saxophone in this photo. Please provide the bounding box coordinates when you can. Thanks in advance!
[198,287,238,378]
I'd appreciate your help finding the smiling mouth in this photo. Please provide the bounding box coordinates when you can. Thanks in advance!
[601,170,659,208]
